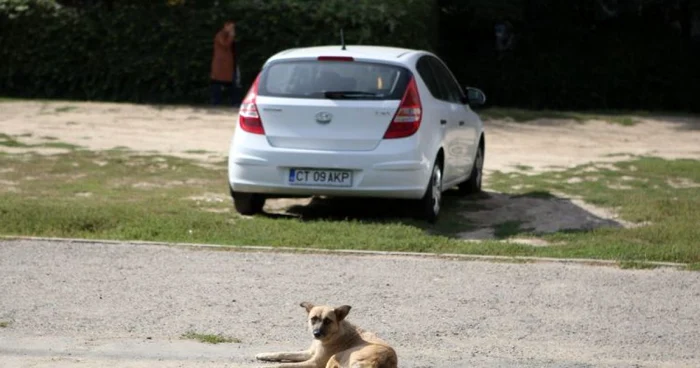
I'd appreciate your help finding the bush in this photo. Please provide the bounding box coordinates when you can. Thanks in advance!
[437,0,700,112]
[0,0,438,104]
[1,0,698,112]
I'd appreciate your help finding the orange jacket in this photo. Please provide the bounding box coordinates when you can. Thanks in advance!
[210,29,235,82]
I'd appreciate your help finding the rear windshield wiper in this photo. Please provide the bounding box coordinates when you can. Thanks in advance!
[323,91,383,99]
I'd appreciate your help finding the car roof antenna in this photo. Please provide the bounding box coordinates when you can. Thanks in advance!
[340,28,346,50]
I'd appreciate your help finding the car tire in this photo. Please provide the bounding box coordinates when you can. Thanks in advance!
[230,188,265,215]
[458,143,484,195]
[419,161,443,224]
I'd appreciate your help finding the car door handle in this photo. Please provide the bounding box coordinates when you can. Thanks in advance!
[459,121,465,126]
[440,120,447,125]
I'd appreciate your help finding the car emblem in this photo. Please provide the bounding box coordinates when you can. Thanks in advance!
[315,111,333,124]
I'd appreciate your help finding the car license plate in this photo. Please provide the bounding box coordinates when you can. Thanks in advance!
[288,168,352,187]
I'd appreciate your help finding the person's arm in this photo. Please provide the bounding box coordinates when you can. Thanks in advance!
[215,30,232,48]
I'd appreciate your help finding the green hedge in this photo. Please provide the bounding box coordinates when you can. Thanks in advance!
[1,0,698,112]
[0,0,437,104]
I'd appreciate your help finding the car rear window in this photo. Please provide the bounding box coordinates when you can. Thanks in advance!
[258,60,412,100]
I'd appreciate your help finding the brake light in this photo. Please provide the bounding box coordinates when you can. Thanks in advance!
[317,56,354,62]
[239,73,265,135]
[383,76,422,139]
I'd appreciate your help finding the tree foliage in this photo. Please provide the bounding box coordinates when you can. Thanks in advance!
[0,0,698,111]
[0,0,437,103]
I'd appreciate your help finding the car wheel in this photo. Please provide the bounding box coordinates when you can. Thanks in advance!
[230,187,265,215]
[419,161,443,224]
[458,143,484,195]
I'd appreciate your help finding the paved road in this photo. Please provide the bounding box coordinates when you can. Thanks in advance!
[1,239,699,367]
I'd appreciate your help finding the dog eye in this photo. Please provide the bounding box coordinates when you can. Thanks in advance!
[310,317,319,323]
[323,318,331,324]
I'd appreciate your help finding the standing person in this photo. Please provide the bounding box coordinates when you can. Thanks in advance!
[210,20,241,107]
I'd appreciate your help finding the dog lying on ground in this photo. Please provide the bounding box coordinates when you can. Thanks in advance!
[256,302,398,368]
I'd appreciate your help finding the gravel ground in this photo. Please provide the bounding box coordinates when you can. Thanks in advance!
[1,239,699,367]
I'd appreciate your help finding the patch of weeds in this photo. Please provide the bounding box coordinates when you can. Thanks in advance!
[41,136,59,141]
[514,164,533,171]
[185,149,211,155]
[0,134,79,150]
[0,321,10,328]
[493,220,533,239]
[686,263,700,271]
[55,106,77,113]
[0,133,28,147]
[0,97,22,102]
[17,133,33,138]
[618,261,661,270]
[181,331,241,344]
[607,116,638,126]
[40,142,81,150]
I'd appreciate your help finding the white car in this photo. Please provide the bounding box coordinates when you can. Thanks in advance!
[227,45,486,223]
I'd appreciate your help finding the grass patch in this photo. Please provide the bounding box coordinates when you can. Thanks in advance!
[0,321,10,328]
[0,97,22,102]
[40,142,81,150]
[181,331,241,344]
[0,147,698,265]
[686,263,700,271]
[0,133,29,147]
[514,164,533,171]
[487,157,700,263]
[55,106,78,113]
[493,221,531,239]
[480,107,649,126]
[185,149,212,155]
[0,134,80,150]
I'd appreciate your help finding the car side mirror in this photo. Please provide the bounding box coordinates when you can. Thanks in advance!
[464,87,486,107]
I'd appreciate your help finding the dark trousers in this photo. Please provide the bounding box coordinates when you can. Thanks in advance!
[210,79,241,107]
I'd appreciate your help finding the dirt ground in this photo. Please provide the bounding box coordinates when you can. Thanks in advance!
[1,100,700,240]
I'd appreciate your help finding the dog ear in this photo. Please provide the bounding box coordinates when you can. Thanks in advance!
[300,302,315,313]
[334,305,352,321]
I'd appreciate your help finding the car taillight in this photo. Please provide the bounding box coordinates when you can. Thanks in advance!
[383,76,422,139]
[239,73,265,135]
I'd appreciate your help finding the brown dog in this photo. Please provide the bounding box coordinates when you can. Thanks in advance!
[256,302,398,368]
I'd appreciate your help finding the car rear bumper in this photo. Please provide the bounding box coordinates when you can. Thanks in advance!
[228,132,431,199]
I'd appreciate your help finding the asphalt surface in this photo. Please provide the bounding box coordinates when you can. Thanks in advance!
[1,239,699,367]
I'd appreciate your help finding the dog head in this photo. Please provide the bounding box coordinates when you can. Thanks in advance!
[300,302,351,341]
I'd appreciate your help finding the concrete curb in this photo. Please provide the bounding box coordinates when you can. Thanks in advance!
[0,235,689,270]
